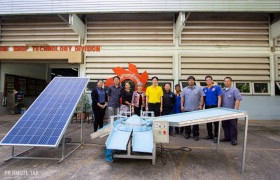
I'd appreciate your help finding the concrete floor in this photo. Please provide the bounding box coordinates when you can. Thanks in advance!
[0,115,279,180]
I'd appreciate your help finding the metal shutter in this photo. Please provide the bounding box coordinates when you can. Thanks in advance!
[0,15,80,46]
[180,55,270,81]
[86,13,174,45]
[277,56,280,80]
[181,13,269,46]
[85,53,174,80]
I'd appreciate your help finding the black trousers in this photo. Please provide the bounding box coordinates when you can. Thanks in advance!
[185,125,199,137]
[93,103,106,132]
[134,106,144,116]
[205,105,219,138]
[222,119,238,141]
[175,127,184,134]
[184,111,199,136]
[148,103,161,117]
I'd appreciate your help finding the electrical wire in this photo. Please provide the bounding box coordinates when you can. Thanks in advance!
[156,144,192,165]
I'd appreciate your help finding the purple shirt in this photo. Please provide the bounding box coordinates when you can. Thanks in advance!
[181,86,205,112]
[108,85,123,108]
[222,87,242,109]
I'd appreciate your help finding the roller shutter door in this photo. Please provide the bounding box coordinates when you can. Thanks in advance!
[180,55,270,81]
[0,15,80,46]
[181,13,269,46]
[86,13,174,45]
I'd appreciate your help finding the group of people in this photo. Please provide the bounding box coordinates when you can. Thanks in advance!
[91,75,242,146]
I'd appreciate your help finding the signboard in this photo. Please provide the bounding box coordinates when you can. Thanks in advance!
[0,45,100,52]
[105,63,149,90]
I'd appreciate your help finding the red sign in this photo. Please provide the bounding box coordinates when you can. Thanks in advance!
[105,63,149,90]
[0,45,100,52]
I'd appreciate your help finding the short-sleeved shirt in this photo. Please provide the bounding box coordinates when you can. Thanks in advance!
[203,85,222,106]
[181,86,205,112]
[108,85,123,108]
[222,87,242,109]
[145,85,163,103]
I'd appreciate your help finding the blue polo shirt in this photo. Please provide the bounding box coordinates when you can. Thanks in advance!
[173,93,181,114]
[203,85,222,106]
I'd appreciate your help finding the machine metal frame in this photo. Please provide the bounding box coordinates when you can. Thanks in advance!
[110,111,156,164]
[108,108,248,173]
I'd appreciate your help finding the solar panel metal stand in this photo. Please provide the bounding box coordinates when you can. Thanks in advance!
[4,118,84,163]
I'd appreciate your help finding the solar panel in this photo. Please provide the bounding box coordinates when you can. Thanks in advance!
[0,77,89,147]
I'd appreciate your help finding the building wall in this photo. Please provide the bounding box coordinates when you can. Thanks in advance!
[0,13,280,119]
[81,13,280,120]
[241,96,280,120]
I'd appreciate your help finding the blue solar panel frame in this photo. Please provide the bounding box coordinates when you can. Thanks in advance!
[0,77,89,148]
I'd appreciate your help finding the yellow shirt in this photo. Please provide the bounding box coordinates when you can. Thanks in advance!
[145,85,163,103]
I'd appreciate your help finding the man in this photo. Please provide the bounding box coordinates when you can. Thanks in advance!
[203,75,222,143]
[221,77,242,146]
[145,76,163,117]
[108,76,122,117]
[174,84,184,134]
[162,83,176,135]
[181,76,205,141]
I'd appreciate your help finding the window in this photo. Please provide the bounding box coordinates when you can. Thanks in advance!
[217,82,225,88]
[197,81,207,87]
[180,81,189,88]
[253,82,270,95]
[234,82,252,94]
[180,81,205,88]
[85,81,97,93]
[85,80,108,93]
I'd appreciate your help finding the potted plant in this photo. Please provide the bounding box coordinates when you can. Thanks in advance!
[76,93,91,121]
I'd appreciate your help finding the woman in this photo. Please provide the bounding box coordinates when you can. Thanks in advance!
[120,82,133,114]
[91,80,108,132]
[131,82,145,116]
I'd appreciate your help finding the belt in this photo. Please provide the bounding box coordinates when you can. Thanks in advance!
[148,102,160,105]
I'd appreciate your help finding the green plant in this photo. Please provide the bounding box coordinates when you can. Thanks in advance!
[77,93,91,113]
